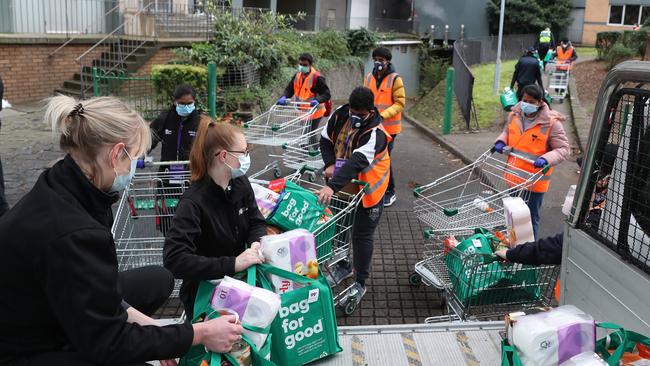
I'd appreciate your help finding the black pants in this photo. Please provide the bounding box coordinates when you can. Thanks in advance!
[9,266,173,366]
[351,201,384,286]
[387,134,397,194]
[308,117,321,146]
[539,43,550,66]
[0,120,8,217]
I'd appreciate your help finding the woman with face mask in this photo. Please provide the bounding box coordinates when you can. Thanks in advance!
[0,96,244,365]
[163,120,266,320]
[492,84,570,240]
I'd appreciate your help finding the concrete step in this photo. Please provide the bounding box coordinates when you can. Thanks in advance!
[53,87,83,97]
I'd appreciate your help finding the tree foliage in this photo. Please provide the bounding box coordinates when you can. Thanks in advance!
[486,0,573,37]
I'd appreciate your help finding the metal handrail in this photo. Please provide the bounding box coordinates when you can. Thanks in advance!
[48,3,121,59]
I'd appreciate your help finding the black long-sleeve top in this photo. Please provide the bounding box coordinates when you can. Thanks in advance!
[0,155,193,365]
[510,54,544,90]
[163,175,266,319]
[506,233,563,265]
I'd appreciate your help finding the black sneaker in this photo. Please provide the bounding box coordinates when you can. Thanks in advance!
[384,192,397,207]
[326,263,353,286]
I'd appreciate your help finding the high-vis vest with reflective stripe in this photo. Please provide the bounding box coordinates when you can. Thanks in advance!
[556,46,573,62]
[539,30,551,44]
[364,72,402,135]
[331,122,392,208]
[503,114,554,193]
[293,67,325,120]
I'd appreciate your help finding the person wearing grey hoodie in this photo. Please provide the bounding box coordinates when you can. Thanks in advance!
[493,84,570,239]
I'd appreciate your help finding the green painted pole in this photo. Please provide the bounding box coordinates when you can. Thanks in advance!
[207,62,217,118]
[443,67,455,135]
[92,67,99,97]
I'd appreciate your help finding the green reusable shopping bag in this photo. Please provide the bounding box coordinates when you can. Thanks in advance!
[596,322,650,366]
[179,267,276,366]
[267,181,326,232]
[253,263,342,366]
[501,339,523,366]
[445,230,506,305]
[501,88,518,111]
[504,264,542,303]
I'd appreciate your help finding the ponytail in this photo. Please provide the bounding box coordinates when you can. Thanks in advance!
[189,116,242,182]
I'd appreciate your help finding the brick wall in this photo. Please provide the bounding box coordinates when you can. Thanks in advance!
[0,44,106,104]
[0,44,178,104]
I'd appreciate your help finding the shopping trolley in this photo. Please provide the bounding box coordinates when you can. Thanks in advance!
[546,60,571,103]
[267,126,325,182]
[410,228,559,322]
[111,160,191,297]
[250,166,369,315]
[243,101,317,146]
[413,148,550,233]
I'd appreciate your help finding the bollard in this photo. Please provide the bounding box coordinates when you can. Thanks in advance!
[92,67,99,97]
[207,61,217,118]
[443,67,455,135]
[443,25,449,48]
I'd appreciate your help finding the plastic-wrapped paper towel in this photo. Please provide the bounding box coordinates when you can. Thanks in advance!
[210,276,281,350]
[260,229,318,294]
[559,352,607,366]
[510,305,596,366]
[251,182,280,219]
[503,196,535,245]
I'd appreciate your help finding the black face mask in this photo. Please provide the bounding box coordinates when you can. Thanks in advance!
[373,61,387,75]
[350,112,371,128]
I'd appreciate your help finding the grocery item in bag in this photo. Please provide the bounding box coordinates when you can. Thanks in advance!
[267,181,326,232]
[260,229,318,294]
[509,305,596,366]
[251,183,280,219]
[560,352,607,366]
[210,276,281,350]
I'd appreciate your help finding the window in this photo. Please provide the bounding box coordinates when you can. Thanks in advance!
[327,9,336,28]
[609,5,624,24]
[642,6,650,25]
[624,5,641,25]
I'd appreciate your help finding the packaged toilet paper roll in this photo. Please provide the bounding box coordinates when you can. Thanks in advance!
[251,182,281,219]
[559,352,607,366]
[510,305,596,366]
[261,229,318,294]
[210,276,281,350]
[503,197,535,245]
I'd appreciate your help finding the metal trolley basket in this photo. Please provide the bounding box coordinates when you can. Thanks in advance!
[111,161,191,297]
[266,126,325,182]
[413,149,549,233]
[410,228,560,322]
[546,60,571,103]
[243,101,317,146]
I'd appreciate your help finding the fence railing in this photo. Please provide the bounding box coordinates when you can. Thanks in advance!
[455,33,537,66]
[287,15,417,33]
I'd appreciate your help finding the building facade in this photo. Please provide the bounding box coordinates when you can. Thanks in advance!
[571,0,650,45]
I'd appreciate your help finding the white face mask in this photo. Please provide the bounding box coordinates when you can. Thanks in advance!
[109,148,137,193]
[225,152,251,179]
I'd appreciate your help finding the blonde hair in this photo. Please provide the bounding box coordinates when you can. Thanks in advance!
[190,116,242,182]
[45,95,151,160]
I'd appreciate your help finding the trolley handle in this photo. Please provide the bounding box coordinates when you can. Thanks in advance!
[136,157,189,169]
[502,147,550,174]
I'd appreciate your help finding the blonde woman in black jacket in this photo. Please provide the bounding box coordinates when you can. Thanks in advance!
[0,96,242,366]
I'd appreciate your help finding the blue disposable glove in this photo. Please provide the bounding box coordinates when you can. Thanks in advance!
[533,157,548,168]
[136,159,145,169]
[310,99,319,107]
[277,96,287,105]
[493,140,506,154]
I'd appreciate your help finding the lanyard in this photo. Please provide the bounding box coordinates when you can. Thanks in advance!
[176,118,185,161]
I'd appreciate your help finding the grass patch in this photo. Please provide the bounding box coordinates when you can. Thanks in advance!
[471,59,517,129]
[575,46,598,58]
[409,79,464,133]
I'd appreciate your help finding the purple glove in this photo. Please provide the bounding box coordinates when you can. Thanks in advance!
[277,96,287,105]
[310,99,319,107]
[533,157,548,168]
[493,140,506,154]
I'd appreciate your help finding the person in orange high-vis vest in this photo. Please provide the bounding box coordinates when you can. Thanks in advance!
[493,85,570,239]
[364,47,405,207]
[316,87,391,306]
[555,37,578,71]
[277,53,331,144]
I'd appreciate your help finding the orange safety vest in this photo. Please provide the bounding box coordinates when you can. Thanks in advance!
[556,46,574,62]
[364,72,402,135]
[331,121,392,208]
[293,67,325,120]
[503,114,554,193]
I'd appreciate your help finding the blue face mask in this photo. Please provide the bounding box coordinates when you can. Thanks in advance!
[225,152,251,179]
[176,103,195,117]
[520,101,539,115]
[110,148,137,193]
[298,65,310,74]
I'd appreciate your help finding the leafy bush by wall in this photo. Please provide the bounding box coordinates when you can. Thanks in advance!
[606,43,636,69]
[596,32,622,59]
[151,64,208,110]
[622,29,648,57]
[346,28,378,56]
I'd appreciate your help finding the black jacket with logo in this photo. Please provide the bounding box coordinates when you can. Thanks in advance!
[0,155,193,364]
[150,107,201,163]
[163,175,267,318]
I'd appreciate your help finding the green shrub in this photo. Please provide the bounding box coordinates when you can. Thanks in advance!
[606,43,636,69]
[622,28,649,56]
[312,29,351,62]
[151,64,208,110]
[419,57,449,95]
[596,31,622,59]
[346,28,377,56]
